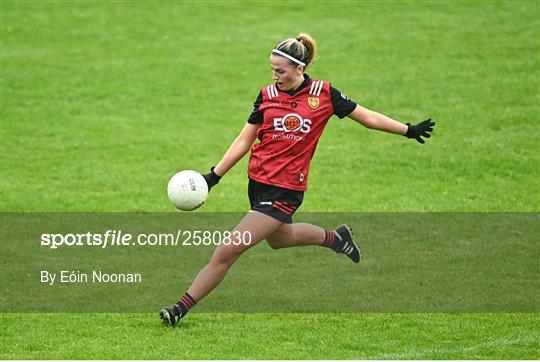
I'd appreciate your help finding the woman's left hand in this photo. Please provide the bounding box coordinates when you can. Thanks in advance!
[404,119,436,144]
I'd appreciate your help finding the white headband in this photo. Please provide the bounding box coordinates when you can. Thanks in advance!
[271,40,306,66]
[271,49,306,66]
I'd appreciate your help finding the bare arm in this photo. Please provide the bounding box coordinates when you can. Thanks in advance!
[347,104,408,135]
[213,123,260,176]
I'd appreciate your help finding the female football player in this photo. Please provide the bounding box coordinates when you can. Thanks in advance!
[160,33,435,326]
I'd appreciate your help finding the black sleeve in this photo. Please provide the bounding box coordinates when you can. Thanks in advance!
[330,85,357,119]
[247,91,264,124]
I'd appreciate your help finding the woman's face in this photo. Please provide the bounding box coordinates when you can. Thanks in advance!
[269,55,304,91]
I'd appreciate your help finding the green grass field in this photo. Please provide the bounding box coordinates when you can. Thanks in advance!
[1,1,539,360]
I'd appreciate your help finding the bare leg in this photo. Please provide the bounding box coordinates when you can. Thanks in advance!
[266,223,361,263]
[186,211,283,301]
[266,223,326,250]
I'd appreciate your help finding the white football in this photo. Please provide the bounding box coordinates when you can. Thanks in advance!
[167,170,208,211]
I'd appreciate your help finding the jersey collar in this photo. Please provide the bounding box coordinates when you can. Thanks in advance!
[276,74,311,96]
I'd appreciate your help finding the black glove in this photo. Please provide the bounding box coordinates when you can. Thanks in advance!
[404,118,435,144]
[202,167,222,191]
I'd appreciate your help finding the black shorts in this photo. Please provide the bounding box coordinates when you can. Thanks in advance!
[248,178,304,224]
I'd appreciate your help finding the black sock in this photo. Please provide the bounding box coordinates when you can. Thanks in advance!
[175,292,197,317]
[321,229,343,251]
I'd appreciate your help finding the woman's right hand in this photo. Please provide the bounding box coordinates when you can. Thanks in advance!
[202,167,222,191]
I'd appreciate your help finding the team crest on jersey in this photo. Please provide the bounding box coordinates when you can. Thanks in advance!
[308,97,319,109]
[274,113,312,133]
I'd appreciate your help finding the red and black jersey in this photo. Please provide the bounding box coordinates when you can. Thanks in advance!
[247,75,356,191]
